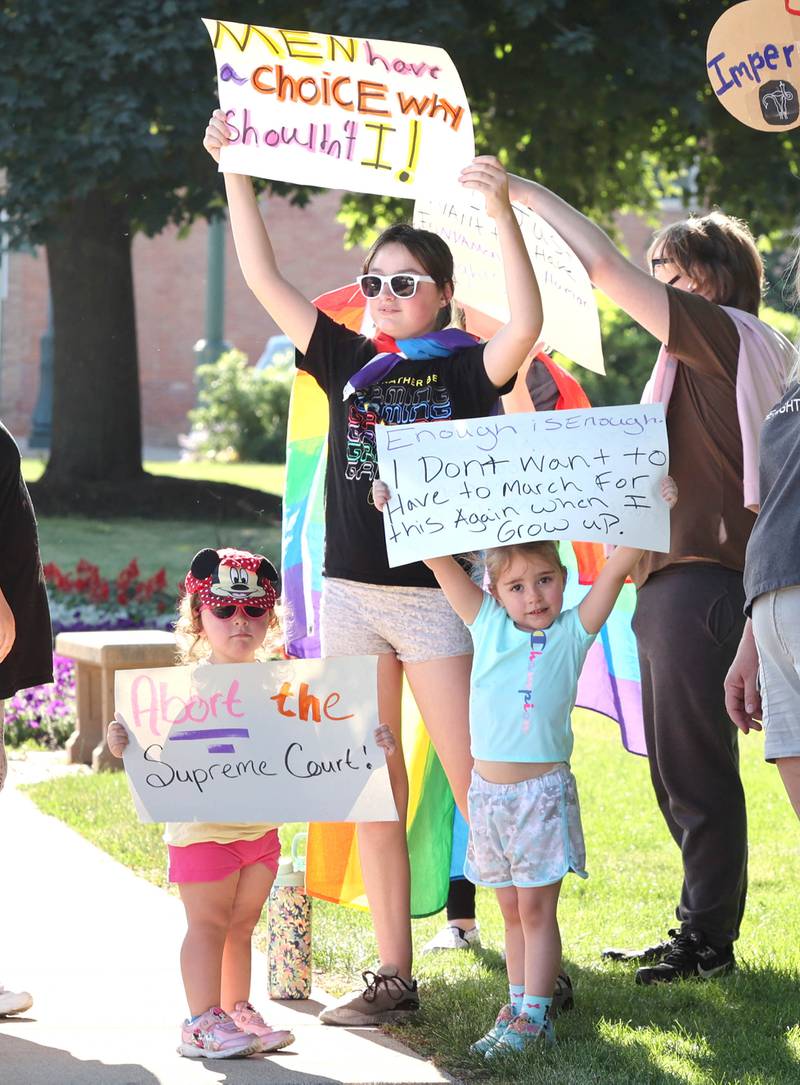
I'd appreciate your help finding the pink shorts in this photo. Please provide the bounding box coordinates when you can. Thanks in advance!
[168,829,281,884]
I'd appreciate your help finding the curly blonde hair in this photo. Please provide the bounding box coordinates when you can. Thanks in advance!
[174,593,284,664]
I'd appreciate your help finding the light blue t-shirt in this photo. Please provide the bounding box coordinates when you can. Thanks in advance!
[467,594,596,763]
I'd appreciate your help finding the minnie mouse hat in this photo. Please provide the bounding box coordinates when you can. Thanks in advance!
[185,548,279,610]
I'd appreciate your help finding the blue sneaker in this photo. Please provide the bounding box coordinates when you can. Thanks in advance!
[469,1004,516,1056]
[484,1011,555,1059]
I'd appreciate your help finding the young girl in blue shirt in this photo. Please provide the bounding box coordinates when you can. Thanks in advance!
[374,477,676,1057]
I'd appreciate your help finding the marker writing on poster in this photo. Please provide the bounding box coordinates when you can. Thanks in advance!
[376,406,670,563]
[205,20,474,197]
[142,740,374,792]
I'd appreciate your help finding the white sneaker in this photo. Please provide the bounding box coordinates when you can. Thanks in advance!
[421,924,481,954]
[0,987,33,1016]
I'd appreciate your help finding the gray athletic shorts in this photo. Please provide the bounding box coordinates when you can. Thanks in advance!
[320,577,472,664]
[752,585,800,762]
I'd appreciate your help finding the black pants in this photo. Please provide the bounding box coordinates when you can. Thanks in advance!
[446,876,476,921]
[633,564,748,946]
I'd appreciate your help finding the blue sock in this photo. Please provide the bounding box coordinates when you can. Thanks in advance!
[509,984,525,1013]
[522,994,552,1025]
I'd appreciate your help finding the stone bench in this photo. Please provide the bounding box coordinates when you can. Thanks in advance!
[56,630,177,772]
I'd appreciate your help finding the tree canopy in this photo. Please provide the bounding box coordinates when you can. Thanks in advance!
[3,1,798,247]
[1,1,798,485]
[327,0,800,243]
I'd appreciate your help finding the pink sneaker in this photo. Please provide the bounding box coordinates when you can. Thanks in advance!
[177,1007,260,1059]
[231,1001,295,1053]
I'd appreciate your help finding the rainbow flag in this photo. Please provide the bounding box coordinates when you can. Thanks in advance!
[282,286,645,916]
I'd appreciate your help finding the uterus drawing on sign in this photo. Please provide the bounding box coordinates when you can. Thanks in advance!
[518,629,547,734]
[760,80,799,125]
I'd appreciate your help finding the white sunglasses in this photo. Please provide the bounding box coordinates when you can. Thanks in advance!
[357,273,436,299]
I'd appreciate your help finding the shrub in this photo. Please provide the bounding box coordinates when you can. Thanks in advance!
[187,350,291,463]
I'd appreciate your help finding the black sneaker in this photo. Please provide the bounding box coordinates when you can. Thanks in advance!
[551,971,575,1016]
[602,929,679,963]
[635,930,735,985]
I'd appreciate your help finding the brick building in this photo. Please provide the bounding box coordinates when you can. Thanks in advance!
[0,189,367,447]
[1,195,681,449]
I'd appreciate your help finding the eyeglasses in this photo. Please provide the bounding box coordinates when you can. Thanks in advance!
[357,273,436,299]
[650,257,681,286]
[202,602,270,620]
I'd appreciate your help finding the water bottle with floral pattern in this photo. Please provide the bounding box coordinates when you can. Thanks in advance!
[268,832,311,999]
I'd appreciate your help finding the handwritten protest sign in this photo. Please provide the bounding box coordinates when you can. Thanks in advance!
[375,404,669,565]
[203,20,474,198]
[414,195,604,374]
[116,657,397,824]
[707,0,800,130]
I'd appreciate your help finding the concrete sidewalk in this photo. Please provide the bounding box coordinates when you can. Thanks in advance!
[0,769,453,1085]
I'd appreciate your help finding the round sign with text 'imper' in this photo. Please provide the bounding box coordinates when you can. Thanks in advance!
[707,0,800,130]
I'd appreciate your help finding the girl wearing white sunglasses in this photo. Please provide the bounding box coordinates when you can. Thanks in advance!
[203,109,542,1027]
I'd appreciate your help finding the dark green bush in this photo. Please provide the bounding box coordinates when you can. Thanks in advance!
[188,350,291,462]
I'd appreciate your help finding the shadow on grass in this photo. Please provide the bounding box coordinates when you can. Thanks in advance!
[390,954,800,1084]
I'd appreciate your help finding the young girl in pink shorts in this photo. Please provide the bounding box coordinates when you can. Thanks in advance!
[108,547,395,1060]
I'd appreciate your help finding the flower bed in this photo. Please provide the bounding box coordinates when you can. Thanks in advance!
[4,559,175,749]
[44,558,174,635]
[4,654,77,750]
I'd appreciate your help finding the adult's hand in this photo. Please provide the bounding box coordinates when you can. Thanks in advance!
[724,620,762,733]
[0,587,16,663]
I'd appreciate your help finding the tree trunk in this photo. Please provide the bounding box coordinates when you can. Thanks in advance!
[43,194,143,484]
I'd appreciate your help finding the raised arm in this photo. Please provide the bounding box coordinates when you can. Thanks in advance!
[204,110,318,353]
[578,543,642,636]
[459,157,543,387]
[579,476,678,634]
[507,174,670,346]
[424,556,484,626]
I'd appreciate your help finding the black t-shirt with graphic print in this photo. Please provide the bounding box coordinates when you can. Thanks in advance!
[0,423,53,700]
[743,379,800,613]
[296,310,514,588]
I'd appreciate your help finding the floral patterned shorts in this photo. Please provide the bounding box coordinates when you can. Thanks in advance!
[464,765,588,888]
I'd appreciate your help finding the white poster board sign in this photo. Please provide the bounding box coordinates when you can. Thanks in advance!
[116,657,397,824]
[375,404,669,565]
[413,194,604,374]
[203,19,474,198]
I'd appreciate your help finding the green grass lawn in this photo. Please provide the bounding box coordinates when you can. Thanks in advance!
[24,712,800,1084]
[24,459,286,585]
